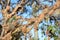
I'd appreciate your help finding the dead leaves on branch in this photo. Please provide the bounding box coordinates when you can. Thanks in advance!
[0,0,60,40]
[0,31,12,40]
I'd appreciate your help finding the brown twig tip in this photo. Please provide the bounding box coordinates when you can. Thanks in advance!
[6,5,10,11]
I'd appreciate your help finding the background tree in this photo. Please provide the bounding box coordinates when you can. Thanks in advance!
[0,0,60,40]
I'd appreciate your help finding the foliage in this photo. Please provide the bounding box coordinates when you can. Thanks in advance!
[0,0,60,40]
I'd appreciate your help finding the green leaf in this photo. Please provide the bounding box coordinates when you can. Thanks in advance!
[8,16,16,23]
[51,29,56,34]
[54,36,58,40]
[44,37,47,40]
[47,25,53,31]
[58,30,60,34]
